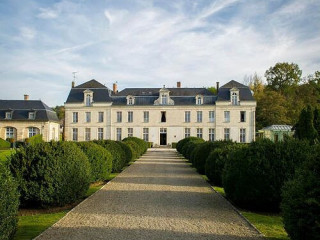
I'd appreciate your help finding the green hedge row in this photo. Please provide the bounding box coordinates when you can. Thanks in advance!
[0,138,11,149]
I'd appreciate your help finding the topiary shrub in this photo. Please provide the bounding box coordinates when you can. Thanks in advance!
[116,141,133,163]
[176,137,201,153]
[0,163,19,240]
[0,138,10,149]
[123,140,140,160]
[28,134,44,146]
[9,142,91,207]
[181,138,205,160]
[122,137,148,154]
[76,142,112,182]
[281,144,320,240]
[94,140,127,172]
[222,138,311,211]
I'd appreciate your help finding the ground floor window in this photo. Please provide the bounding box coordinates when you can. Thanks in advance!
[98,128,104,140]
[224,128,230,140]
[240,128,246,143]
[73,128,78,141]
[28,127,39,138]
[6,127,14,139]
[117,128,122,141]
[85,128,91,141]
[197,128,203,139]
[209,128,215,141]
[128,128,133,137]
[143,128,149,142]
[185,128,190,138]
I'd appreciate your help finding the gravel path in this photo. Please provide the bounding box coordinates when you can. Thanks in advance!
[36,149,264,240]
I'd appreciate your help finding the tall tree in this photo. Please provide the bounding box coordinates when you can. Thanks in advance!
[314,108,320,139]
[294,105,318,143]
[265,62,302,95]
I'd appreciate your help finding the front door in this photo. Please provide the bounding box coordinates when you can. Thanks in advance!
[160,128,167,145]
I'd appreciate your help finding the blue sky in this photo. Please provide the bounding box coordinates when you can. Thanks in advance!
[0,0,319,106]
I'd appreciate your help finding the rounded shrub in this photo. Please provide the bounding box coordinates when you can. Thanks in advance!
[116,141,133,163]
[222,138,311,211]
[0,163,19,240]
[182,138,205,160]
[177,137,201,153]
[123,140,140,160]
[9,142,91,207]
[281,145,320,240]
[94,140,126,172]
[0,138,10,149]
[123,137,148,154]
[76,142,112,182]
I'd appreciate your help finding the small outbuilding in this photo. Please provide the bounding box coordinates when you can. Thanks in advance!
[258,125,294,142]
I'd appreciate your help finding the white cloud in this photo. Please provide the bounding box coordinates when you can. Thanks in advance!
[37,7,58,19]
[19,27,36,40]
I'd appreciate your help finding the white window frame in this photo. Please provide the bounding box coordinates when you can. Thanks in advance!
[185,111,190,123]
[86,112,91,123]
[117,111,122,123]
[29,112,35,120]
[209,111,215,122]
[197,111,202,123]
[143,111,149,123]
[5,112,12,119]
[128,111,133,123]
[73,112,78,123]
[98,112,104,123]
[72,128,78,141]
[240,128,246,143]
[98,128,104,140]
[143,128,149,142]
[224,111,230,123]
[28,127,38,138]
[185,128,191,138]
[224,128,230,140]
[197,96,202,105]
[85,128,91,141]
[161,94,168,105]
[197,128,203,139]
[116,128,122,141]
[231,92,238,105]
[85,94,92,106]
[6,127,14,139]
[128,128,133,137]
[209,128,215,141]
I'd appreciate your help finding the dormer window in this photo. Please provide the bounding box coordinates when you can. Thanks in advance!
[154,85,174,105]
[5,112,12,119]
[86,94,91,106]
[29,112,35,120]
[230,87,240,105]
[83,89,94,106]
[196,95,203,105]
[127,95,135,105]
[161,94,168,105]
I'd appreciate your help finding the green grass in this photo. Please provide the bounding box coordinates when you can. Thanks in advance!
[213,186,226,197]
[0,149,14,162]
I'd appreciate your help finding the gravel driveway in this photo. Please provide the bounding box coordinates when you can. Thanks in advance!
[36,149,264,240]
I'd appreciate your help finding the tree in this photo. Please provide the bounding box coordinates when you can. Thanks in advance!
[314,108,320,139]
[294,105,318,143]
[52,106,65,120]
[207,87,217,94]
[265,62,302,95]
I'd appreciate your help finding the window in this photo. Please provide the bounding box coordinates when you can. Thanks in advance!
[5,112,12,119]
[6,127,14,139]
[85,128,91,141]
[224,111,230,122]
[185,111,190,123]
[209,128,215,141]
[29,112,35,120]
[224,128,230,140]
[197,96,202,105]
[128,128,133,137]
[128,111,133,122]
[98,128,104,140]
[128,97,134,105]
[197,111,202,123]
[185,128,191,138]
[117,111,122,123]
[73,112,78,123]
[98,112,104,122]
[28,127,38,138]
[143,128,149,142]
[209,111,215,122]
[161,111,166,122]
[86,112,91,123]
[116,128,122,141]
[86,94,91,106]
[144,111,149,123]
[162,94,167,105]
[240,111,246,122]
[197,128,203,139]
[240,128,246,143]
[232,92,238,105]
[72,128,78,141]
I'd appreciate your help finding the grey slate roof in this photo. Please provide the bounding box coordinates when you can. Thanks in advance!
[0,100,59,122]
[261,125,293,131]
[66,79,253,105]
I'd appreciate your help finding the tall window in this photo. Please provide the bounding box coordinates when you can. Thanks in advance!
[197,96,202,105]
[98,112,104,122]
[98,128,104,140]
[197,111,202,123]
[209,111,215,122]
[117,111,122,123]
[224,128,230,140]
[29,112,35,120]
[28,127,38,138]
[232,92,238,105]
[144,111,149,123]
[209,128,215,141]
[128,128,133,137]
[162,94,167,105]
[117,128,122,141]
[128,97,134,105]
[143,128,149,141]
[5,112,12,119]
[197,128,203,139]
[185,128,191,138]
[161,111,166,122]
[85,128,91,141]
[73,112,78,123]
[185,111,190,122]
[240,128,246,143]
[240,111,246,122]
[6,127,14,139]
[86,94,91,106]
[224,111,230,122]
[72,128,78,141]
[86,112,91,123]
[128,111,133,122]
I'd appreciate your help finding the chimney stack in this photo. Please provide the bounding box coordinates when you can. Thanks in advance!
[72,81,75,88]
[113,83,118,93]
[24,94,29,101]
[177,81,181,88]
[216,82,219,93]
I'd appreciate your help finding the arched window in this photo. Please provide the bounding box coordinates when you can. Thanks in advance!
[231,92,238,105]
[197,96,202,105]
[162,94,167,105]
[128,97,133,105]
[85,94,91,106]
[28,127,39,138]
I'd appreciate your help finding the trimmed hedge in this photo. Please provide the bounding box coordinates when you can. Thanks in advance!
[222,138,311,211]
[0,163,19,240]
[181,138,205,160]
[176,137,202,153]
[123,140,140,160]
[77,142,112,182]
[0,138,10,149]
[94,140,127,172]
[281,144,320,240]
[123,137,148,155]
[116,141,133,163]
[28,134,44,145]
[9,142,91,207]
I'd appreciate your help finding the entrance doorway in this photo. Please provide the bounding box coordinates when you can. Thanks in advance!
[160,128,167,145]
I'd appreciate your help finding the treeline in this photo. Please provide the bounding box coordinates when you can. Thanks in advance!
[245,62,320,129]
